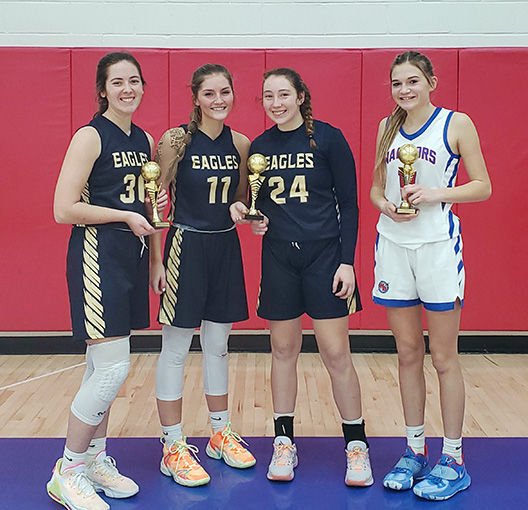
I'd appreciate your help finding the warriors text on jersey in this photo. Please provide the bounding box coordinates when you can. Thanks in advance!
[83,115,151,223]
[250,120,359,264]
[170,125,241,231]
[377,107,462,246]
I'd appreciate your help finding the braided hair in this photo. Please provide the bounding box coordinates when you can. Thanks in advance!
[263,68,317,149]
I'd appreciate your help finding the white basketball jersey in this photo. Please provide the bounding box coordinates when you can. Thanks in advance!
[377,107,461,247]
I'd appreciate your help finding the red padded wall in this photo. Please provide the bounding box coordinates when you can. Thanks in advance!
[457,49,528,330]
[0,48,525,333]
[0,48,72,330]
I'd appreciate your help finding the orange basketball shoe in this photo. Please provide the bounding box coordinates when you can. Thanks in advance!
[206,423,256,469]
[160,437,210,487]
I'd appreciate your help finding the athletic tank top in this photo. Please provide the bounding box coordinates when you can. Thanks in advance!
[377,107,461,246]
[83,115,150,220]
[171,125,240,232]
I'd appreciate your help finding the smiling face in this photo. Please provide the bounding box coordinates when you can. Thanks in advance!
[194,73,234,124]
[262,74,304,131]
[100,60,144,117]
[390,62,437,113]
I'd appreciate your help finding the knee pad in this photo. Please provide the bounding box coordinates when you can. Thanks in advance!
[71,337,130,426]
[81,348,95,385]
[156,325,194,401]
[200,321,231,396]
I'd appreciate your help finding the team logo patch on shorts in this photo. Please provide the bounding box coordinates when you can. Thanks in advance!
[378,281,389,294]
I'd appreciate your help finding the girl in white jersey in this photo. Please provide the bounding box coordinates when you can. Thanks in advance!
[371,51,491,501]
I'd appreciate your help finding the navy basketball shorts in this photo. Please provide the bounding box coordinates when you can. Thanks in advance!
[257,236,362,321]
[67,226,149,341]
[159,227,249,328]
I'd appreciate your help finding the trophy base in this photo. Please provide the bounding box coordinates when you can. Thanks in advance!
[396,207,418,215]
[153,221,170,229]
[244,213,264,221]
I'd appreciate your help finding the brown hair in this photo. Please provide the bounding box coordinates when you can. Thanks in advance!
[95,52,145,117]
[375,51,435,184]
[161,64,234,187]
[263,68,317,149]
[185,63,234,145]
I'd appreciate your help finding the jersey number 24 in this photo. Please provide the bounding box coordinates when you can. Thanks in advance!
[268,175,309,204]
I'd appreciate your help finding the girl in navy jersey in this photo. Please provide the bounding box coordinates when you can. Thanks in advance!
[371,51,491,501]
[150,64,255,487]
[250,68,372,486]
[48,52,164,510]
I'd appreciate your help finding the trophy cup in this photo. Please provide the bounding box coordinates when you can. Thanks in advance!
[141,161,170,228]
[244,153,268,221]
[396,143,419,214]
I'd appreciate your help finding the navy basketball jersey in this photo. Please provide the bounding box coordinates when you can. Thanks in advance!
[250,120,359,264]
[83,115,150,219]
[171,125,241,231]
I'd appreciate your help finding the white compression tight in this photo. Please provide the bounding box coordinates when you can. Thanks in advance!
[200,321,231,396]
[71,336,130,426]
[156,326,194,401]
[156,321,231,401]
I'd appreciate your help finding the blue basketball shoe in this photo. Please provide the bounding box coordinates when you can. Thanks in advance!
[383,446,431,491]
[413,454,471,500]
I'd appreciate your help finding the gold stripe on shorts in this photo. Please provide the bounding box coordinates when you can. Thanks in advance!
[159,228,183,325]
[347,291,357,315]
[82,226,105,338]
[81,183,90,204]
[256,283,262,312]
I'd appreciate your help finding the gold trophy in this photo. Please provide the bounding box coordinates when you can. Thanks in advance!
[244,153,268,221]
[141,161,170,228]
[396,143,419,214]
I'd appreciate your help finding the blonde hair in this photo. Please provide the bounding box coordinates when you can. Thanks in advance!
[375,51,435,185]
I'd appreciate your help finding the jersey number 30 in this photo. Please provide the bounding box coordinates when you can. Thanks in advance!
[120,174,145,204]
[268,175,309,204]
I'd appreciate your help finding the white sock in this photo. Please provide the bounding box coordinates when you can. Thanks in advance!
[406,424,426,455]
[210,410,229,434]
[342,416,363,425]
[442,437,463,463]
[273,412,294,420]
[161,423,183,445]
[62,446,87,474]
[86,437,107,465]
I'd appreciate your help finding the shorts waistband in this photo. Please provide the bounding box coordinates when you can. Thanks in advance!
[171,222,235,234]
[73,222,132,232]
